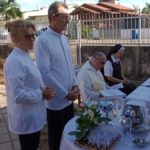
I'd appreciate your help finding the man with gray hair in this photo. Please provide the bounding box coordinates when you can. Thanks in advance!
[77,52,107,101]
[35,1,79,150]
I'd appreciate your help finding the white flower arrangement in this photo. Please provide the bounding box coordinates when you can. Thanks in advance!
[69,100,111,141]
[69,100,122,150]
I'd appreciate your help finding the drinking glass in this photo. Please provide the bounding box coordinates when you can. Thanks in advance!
[100,100,113,118]
[120,113,132,135]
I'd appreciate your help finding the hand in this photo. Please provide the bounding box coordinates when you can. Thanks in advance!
[122,79,129,84]
[72,86,79,93]
[42,87,55,100]
[65,86,80,101]
[65,91,78,101]
[72,86,80,99]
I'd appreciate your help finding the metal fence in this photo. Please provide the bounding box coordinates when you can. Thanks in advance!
[68,12,150,47]
[0,13,150,46]
[0,13,150,63]
[67,12,150,63]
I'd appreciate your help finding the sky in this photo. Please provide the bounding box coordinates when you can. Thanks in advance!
[16,0,149,11]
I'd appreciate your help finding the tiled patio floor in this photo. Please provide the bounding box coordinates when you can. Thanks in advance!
[0,84,79,150]
[0,85,20,150]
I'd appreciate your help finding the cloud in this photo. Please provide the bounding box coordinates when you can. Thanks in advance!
[16,0,51,11]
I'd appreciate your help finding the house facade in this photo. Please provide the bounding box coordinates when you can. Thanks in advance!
[70,1,136,19]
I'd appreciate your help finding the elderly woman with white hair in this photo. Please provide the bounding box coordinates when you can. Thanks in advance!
[103,44,136,95]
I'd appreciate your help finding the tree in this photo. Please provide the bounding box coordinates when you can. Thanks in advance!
[132,4,140,13]
[142,3,150,14]
[0,1,22,21]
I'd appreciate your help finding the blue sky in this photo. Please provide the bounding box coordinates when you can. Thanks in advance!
[16,0,148,11]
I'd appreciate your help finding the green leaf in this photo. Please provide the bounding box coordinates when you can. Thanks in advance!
[0,1,22,20]
[69,131,78,136]
[69,130,87,140]
[100,117,111,124]
[76,130,87,140]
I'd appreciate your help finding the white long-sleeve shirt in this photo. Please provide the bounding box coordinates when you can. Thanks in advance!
[4,48,46,134]
[35,27,77,110]
[77,61,106,101]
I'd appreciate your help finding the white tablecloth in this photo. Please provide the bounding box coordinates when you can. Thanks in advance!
[141,78,150,87]
[60,79,150,150]
[126,86,150,102]
[60,116,150,150]
[126,78,150,113]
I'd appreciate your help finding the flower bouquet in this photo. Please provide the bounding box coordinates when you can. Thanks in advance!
[69,100,122,150]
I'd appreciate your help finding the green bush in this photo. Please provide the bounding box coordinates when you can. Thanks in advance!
[81,24,92,39]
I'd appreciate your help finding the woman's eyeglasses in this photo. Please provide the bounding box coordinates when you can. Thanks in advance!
[25,34,36,40]
[100,62,105,65]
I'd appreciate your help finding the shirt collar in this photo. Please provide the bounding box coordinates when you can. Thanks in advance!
[111,55,120,63]
[48,27,62,37]
[15,47,29,55]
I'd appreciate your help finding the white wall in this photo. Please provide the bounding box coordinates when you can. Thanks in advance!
[121,28,150,39]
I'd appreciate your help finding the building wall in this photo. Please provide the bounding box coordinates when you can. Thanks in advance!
[0,44,150,81]
[121,28,150,39]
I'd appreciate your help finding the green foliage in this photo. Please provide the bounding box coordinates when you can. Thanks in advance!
[0,1,22,21]
[68,22,92,39]
[142,3,150,14]
[68,22,77,39]
[69,103,111,141]
[81,24,92,39]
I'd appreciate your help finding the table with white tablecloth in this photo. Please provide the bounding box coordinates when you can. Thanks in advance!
[60,78,150,150]
[60,116,150,150]
[126,78,150,113]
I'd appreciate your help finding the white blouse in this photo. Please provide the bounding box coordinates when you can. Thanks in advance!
[104,55,123,89]
[104,55,120,76]
[4,48,46,134]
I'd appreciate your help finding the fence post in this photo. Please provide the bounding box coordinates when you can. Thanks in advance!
[77,20,81,64]
[138,10,141,46]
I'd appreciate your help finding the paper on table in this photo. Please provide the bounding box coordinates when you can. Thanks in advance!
[100,89,126,98]
[109,83,124,89]
[142,78,150,87]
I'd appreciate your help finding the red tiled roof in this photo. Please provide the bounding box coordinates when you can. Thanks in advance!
[70,6,98,15]
[70,3,112,15]
[83,3,111,11]
[98,2,135,12]
[70,2,135,15]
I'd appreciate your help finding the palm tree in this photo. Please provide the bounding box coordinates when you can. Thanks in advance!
[0,1,22,21]
[132,4,140,13]
[142,3,150,14]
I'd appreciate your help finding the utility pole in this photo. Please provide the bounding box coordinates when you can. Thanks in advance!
[64,0,66,4]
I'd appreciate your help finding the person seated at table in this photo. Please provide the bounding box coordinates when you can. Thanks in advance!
[77,52,107,101]
[103,44,136,95]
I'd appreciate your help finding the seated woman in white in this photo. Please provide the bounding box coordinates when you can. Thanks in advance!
[103,44,136,95]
